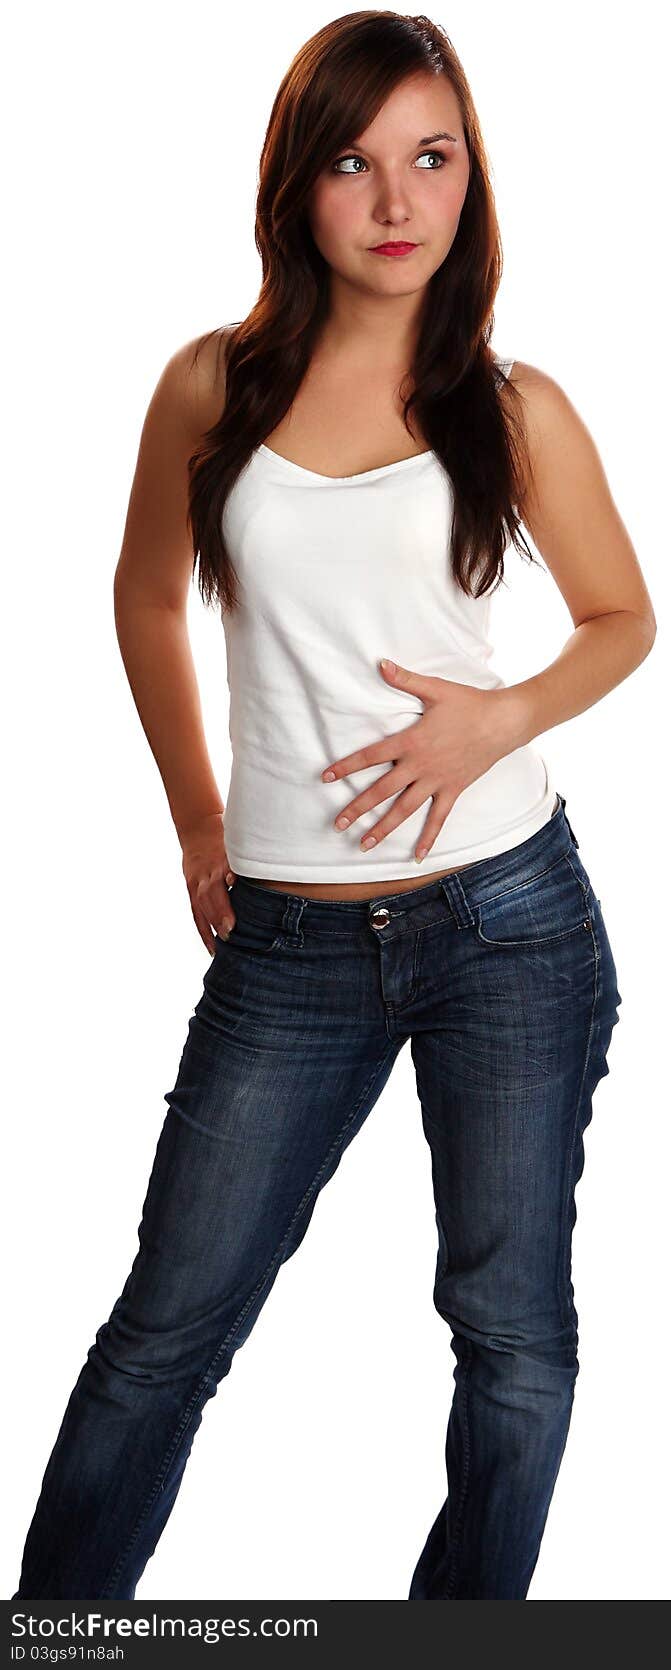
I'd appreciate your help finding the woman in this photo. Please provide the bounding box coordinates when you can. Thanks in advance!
[13,12,654,1601]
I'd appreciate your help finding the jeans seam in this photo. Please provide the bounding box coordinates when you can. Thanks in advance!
[444,1337,474,1598]
[562,852,597,921]
[555,912,601,1333]
[98,1041,396,1598]
[475,916,592,949]
[385,930,422,1010]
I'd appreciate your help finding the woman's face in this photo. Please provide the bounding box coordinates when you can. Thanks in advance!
[306,71,470,298]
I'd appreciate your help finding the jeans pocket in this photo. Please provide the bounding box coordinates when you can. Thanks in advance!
[475,854,593,947]
[214,912,283,957]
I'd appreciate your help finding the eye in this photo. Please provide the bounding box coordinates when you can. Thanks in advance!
[415,149,447,169]
[331,149,448,175]
[331,155,367,174]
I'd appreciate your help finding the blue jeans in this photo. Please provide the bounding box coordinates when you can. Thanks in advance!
[13,793,621,1600]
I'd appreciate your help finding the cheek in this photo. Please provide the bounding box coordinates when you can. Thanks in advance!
[427,173,469,235]
[308,184,363,252]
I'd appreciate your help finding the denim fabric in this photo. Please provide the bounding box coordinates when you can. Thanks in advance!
[13,792,622,1600]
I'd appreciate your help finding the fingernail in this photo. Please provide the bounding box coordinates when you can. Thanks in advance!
[380,658,396,673]
[415,848,427,862]
[322,770,336,782]
[361,836,377,850]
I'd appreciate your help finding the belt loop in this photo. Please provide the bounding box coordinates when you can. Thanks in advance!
[439,873,475,929]
[279,895,306,948]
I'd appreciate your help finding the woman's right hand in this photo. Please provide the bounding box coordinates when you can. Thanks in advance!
[178,811,237,955]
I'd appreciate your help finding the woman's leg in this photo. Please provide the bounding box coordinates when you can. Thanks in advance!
[13,901,400,1599]
[406,845,622,1599]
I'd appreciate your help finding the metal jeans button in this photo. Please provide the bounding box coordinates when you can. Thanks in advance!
[370,906,391,930]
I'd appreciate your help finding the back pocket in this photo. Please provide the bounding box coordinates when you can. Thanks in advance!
[475,854,593,947]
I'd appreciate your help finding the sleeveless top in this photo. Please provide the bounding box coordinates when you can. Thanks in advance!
[219,356,557,881]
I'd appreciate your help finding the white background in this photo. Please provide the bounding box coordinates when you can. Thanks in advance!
[3,0,668,1602]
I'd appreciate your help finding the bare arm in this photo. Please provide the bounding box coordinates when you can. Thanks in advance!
[498,362,657,748]
[113,328,236,952]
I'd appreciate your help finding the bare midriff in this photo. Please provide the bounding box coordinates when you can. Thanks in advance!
[240,862,470,901]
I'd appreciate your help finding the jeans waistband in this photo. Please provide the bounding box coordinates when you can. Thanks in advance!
[230,793,580,940]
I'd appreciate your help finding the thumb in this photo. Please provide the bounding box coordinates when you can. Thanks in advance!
[378,657,431,696]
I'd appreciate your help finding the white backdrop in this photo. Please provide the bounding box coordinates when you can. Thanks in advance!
[3,0,668,1602]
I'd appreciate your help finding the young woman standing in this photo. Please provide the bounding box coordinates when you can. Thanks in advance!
[13,12,654,1600]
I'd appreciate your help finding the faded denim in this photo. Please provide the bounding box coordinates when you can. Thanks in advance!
[12,792,622,1600]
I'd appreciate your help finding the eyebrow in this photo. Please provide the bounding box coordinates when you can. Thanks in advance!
[347,130,459,150]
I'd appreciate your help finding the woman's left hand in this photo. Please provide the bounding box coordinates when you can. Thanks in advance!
[320,658,524,863]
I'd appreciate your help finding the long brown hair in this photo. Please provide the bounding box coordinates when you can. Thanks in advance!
[187,10,539,614]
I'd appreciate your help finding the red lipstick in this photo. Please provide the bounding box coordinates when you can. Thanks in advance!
[368,241,418,257]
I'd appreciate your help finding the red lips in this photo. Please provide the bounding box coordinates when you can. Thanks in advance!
[369,241,418,255]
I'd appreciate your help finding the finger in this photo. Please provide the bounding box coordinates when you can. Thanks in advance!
[194,899,238,956]
[356,784,438,852]
[331,766,409,830]
[194,905,218,956]
[321,731,409,781]
[413,795,455,862]
[379,659,442,701]
[195,874,236,940]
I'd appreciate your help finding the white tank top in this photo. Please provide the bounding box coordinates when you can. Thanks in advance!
[220,356,556,881]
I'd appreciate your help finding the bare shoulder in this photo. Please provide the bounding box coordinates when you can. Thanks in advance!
[501,360,656,634]
[162,322,237,441]
[502,359,592,467]
[113,324,236,606]
[500,359,596,510]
